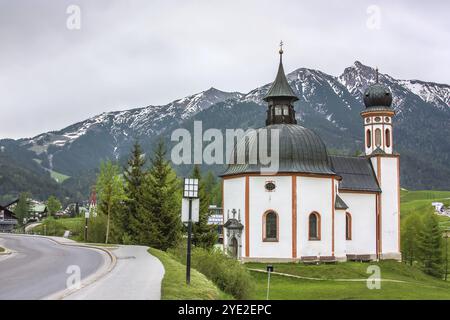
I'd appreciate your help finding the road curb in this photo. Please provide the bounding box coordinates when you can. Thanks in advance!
[44,240,118,300]
[0,233,117,300]
[0,247,12,255]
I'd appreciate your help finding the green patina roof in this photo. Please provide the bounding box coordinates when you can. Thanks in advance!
[263,55,298,102]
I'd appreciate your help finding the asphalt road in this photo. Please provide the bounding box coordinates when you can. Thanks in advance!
[0,234,106,300]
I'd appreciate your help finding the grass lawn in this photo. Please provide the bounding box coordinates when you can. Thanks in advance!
[32,217,83,238]
[246,261,450,300]
[243,190,450,300]
[148,248,232,300]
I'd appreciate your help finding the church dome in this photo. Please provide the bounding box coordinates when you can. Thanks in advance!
[222,124,335,176]
[363,83,392,109]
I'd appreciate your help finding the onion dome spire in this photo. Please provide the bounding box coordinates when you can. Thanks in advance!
[363,67,392,109]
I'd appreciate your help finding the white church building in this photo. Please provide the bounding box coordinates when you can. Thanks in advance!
[221,48,401,262]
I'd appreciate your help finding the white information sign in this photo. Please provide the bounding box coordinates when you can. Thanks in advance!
[181,198,199,223]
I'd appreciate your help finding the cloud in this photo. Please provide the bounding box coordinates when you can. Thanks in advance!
[0,0,448,138]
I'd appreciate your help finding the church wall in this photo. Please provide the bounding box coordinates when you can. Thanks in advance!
[297,176,333,257]
[380,157,401,258]
[223,177,246,255]
[248,176,292,258]
[339,192,377,256]
[334,209,347,259]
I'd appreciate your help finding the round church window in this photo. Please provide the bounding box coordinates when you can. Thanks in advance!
[374,116,381,122]
[265,181,276,192]
[385,117,390,123]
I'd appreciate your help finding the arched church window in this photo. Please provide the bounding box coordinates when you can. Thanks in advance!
[308,212,321,240]
[375,128,381,147]
[263,211,278,242]
[366,129,371,148]
[345,212,352,240]
[283,105,289,115]
[385,129,391,148]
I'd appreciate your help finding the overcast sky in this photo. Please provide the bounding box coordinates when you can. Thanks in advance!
[1,0,448,139]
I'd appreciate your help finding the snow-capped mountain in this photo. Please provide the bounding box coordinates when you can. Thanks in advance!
[22,87,243,159]
[1,61,449,200]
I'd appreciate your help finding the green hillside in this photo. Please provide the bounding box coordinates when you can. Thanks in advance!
[401,189,450,229]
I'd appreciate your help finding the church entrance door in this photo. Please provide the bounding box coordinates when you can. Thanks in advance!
[231,237,238,258]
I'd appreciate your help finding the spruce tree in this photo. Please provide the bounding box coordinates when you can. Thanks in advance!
[417,213,444,278]
[119,141,147,243]
[401,213,421,266]
[138,140,181,250]
[204,171,221,206]
[191,165,218,249]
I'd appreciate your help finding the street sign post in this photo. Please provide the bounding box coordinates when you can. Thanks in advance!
[84,210,89,242]
[266,265,274,300]
[181,198,199,223]
[182,178,199,285]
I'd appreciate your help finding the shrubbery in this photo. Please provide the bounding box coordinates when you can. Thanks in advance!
[80,213,107,243]
[33,217,66,237]
[168,244,254,300]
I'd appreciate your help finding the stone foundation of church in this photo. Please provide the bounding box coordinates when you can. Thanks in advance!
[240,253,403,263]
[380,252,402,261]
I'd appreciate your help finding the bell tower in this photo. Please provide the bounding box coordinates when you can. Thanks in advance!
[263,41,299,126]
[361,68,395,155]
[362,68,401,260]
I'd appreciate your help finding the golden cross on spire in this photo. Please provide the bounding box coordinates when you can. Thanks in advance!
[279,40,284,55]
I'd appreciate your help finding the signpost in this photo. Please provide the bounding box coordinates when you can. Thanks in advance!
[444,229,450,281]
[182,178,199,285]
[84,210,89,242]
[266,265,274,300]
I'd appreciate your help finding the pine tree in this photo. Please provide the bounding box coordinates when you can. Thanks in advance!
[96,161,126,244]
[401,213,421,266]
[15,192,31,227]
[204,171,222,206]
[118,141,147,243]
[138,140,181,250]
[191,165,218,249]
[417,213,444,278]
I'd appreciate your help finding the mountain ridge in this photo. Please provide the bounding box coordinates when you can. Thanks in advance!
[1,60,449,200]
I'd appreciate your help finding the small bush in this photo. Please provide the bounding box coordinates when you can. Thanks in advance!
[169,244,254,300]
[33,217,66,236]
[83,213,107,243]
